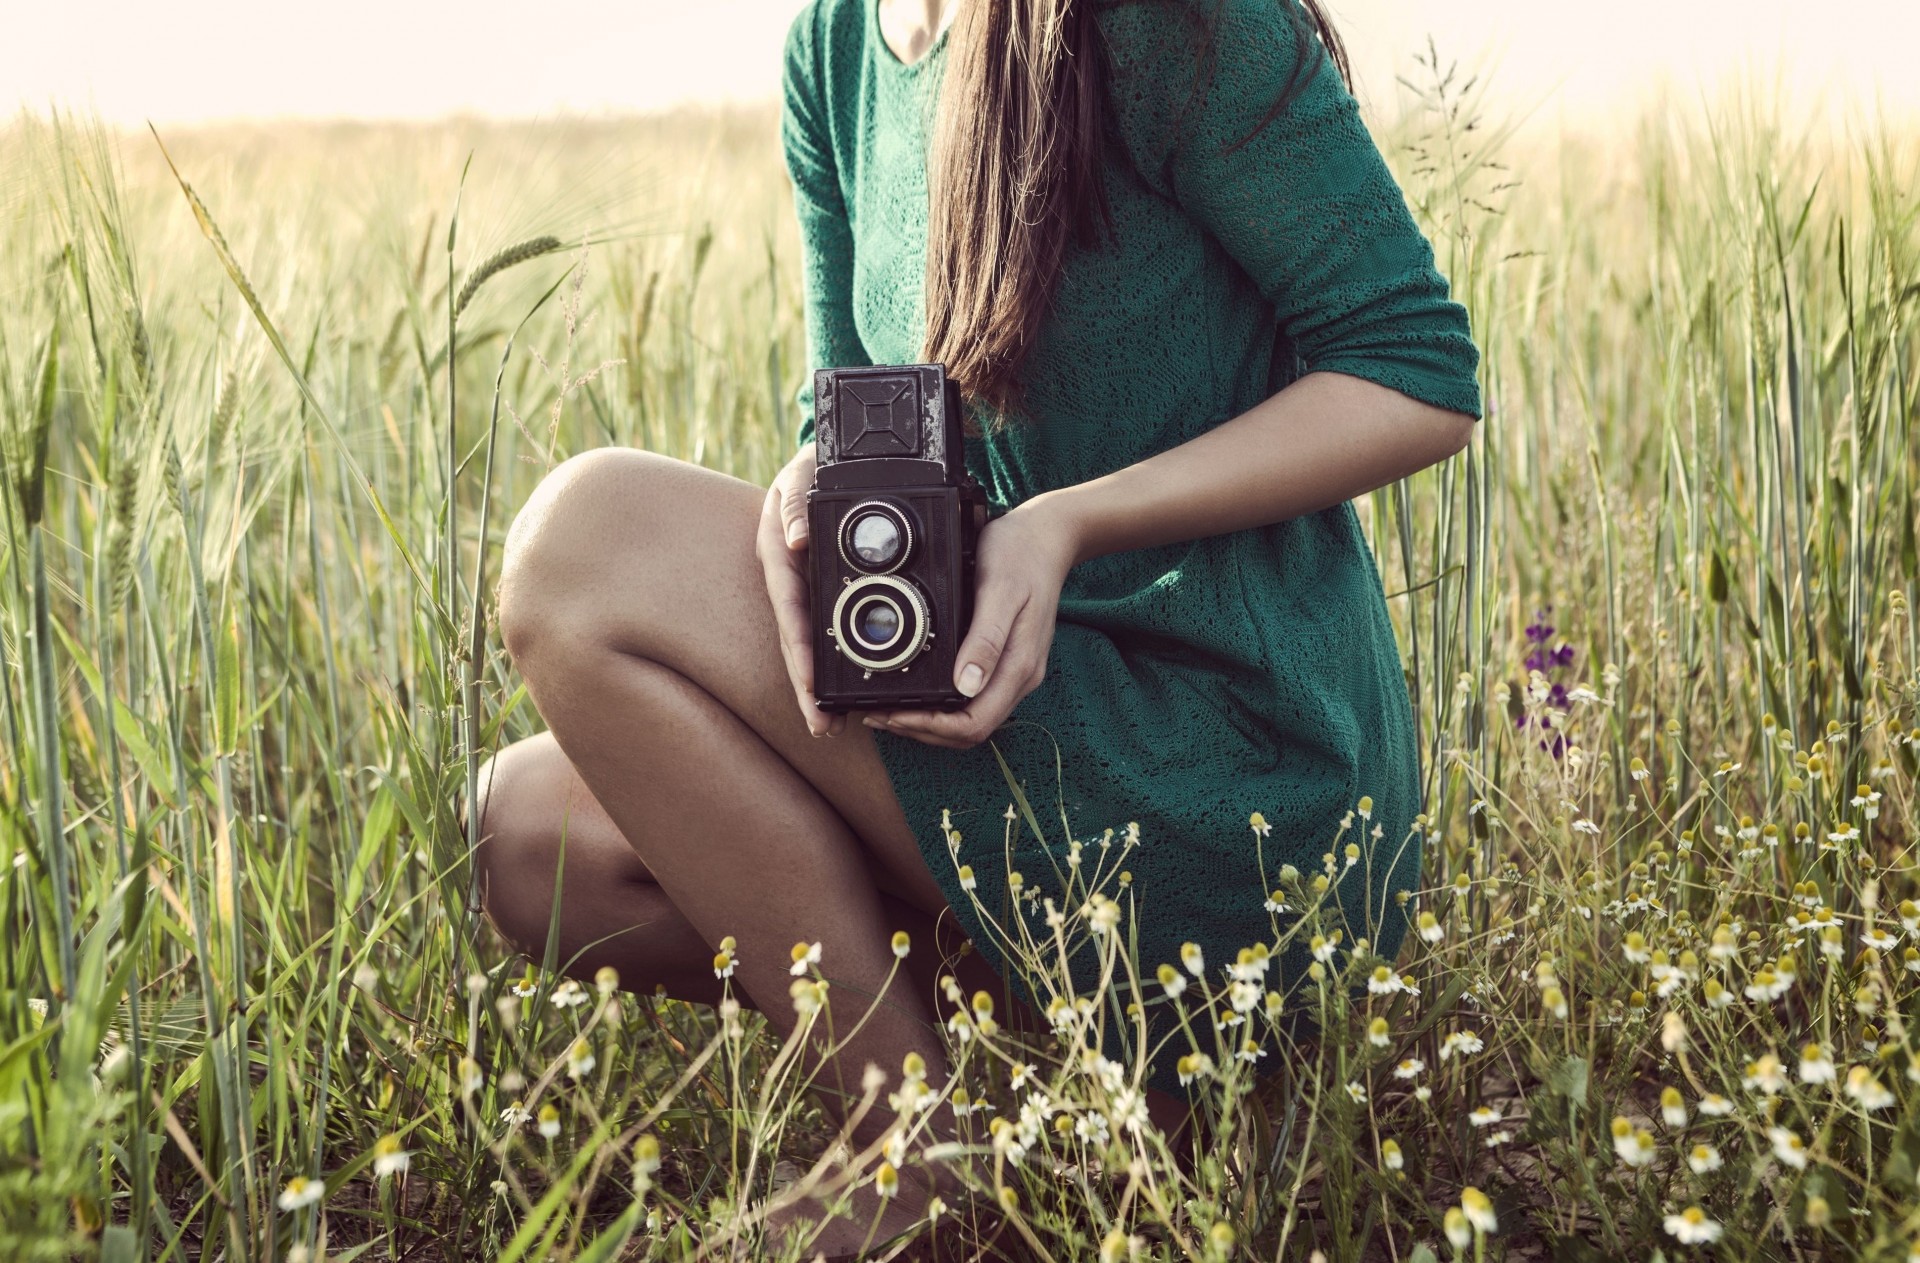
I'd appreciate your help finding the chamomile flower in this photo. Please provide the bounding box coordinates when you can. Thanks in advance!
[1367,1017,1391,1047]
[789,941,822,976]
[1085,895,1121,935]
[1542,985,1570,1018]
[891,931,912,959]
[1468,1106,1502,1128]
[1180,942,1206,978]
[1660,1087,1687,1128]
[1799,1043,1836,1085]
[1444,1209,1472,1250]
[550,978,588,1009]
[1157,963,1187,999]
[1380,1138,1403,1170]
[1264,890,1291,913]
[1664,1206,1723,1245]
[1439,1029,1485,1062]
[1696,1093,1734,1117]
[957,865,977,891]
[1611,1116,1656,1167]
[278,1175,324,1211]
[1392,1058,1425,1080]
[791,978,827,1017]
[1768,1126,1809,1169]
[1176,1053,1214,1086]
[537,1104,561,1139]
[1460,1186,1497,1234]
[712,950,736,980]
[1418,911,1444,943]
[372,1134,411,1178]
[1249,811,1272,837]
[500,1101,533,1128]
[1686,1143,1722,1174]
[1367,965,1405,995]
[1844,1066,1895,1110]
[1237,1038,1267,1064]
[1229,944,1270,983]
[1743,1055,1788,1094]
[566,1039,596,1080]
[632,1133,662,1181]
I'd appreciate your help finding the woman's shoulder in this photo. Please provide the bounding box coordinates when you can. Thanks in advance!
[1091,0,1326,187]
[1092,0,1309,78]
[783,0,870,96]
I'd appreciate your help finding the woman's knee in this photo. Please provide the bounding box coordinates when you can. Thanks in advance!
[497,446,688,666]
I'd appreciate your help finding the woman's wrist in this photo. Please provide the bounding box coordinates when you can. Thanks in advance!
[1016,485,1100,570]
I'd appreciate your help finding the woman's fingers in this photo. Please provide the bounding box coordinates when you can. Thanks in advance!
[779,474,810,549]
[867,603,1048,748]
[948,572,1027,700]
[758,480,831,736]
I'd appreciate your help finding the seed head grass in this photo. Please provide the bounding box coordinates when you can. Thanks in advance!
[0,65,1917,1262]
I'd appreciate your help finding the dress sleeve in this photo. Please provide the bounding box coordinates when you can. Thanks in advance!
[1101,0,1483,419]
[781,5,871,452]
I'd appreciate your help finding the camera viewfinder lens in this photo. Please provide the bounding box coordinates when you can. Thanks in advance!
[850,512,903,567]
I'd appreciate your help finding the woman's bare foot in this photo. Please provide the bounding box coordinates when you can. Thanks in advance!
[763,1175,933,1259]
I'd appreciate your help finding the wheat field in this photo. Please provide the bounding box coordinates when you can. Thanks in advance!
[1,51,1918,1262]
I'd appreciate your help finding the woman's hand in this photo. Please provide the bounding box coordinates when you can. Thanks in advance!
[862,496,1079,750]
[758,444,846,738]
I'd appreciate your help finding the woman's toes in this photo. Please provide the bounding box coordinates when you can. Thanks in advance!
[763,1183,929,1259]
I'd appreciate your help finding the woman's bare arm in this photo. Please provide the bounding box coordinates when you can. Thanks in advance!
[863,370,1473,747]
[1028,369,1474,569]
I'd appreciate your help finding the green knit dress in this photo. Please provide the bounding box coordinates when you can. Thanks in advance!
[780,0,1482,1093]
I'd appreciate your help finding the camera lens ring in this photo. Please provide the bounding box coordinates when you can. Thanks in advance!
[837,500,914,575]
[830,574,932,673]
[848,593,904,652]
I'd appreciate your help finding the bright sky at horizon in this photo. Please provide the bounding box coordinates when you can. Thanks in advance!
[7,1,1919,137]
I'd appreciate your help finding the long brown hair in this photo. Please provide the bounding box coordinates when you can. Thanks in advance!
[920,0,1351,425]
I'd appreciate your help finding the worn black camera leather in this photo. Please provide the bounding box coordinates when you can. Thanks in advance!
[807,364,988,712]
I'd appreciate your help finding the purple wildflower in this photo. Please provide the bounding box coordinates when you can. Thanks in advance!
[1514,603,1575,758]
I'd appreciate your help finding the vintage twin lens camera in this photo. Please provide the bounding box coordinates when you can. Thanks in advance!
[808,363,988,713]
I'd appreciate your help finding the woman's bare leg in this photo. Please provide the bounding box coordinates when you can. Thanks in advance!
[490,447,993,1248]
[472,729,1005,1016]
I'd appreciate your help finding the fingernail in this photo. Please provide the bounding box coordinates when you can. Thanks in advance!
[863,716,884,729]
[957,664,985,697]
[785,522,803,546]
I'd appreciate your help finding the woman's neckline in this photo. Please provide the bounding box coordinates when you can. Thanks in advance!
[872,0,953,72]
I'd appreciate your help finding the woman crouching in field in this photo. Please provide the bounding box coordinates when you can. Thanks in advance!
[468,0,1481,1253]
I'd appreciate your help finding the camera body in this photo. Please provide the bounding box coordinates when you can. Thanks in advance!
[807,363,988,713]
